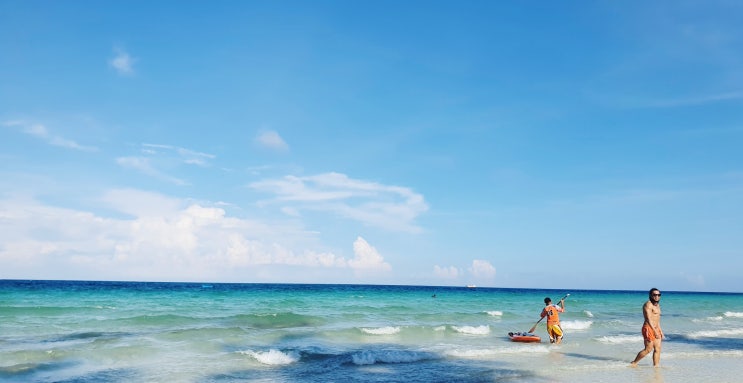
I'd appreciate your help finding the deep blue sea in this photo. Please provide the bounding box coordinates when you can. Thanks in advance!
[1,280,742,382]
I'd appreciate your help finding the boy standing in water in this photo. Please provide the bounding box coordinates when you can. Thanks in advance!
[541,297,565,344]
[631,288,664,367]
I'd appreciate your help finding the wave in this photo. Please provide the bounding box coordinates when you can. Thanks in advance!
[351,349,434,365]
[237,346,437,367]
[237,349,300,365]
[113,314,199,327]
[1,306,94,316]
[584,310,594,318]
[696,316,724,322]
[360,326,401,335]
[0,360,80,379]
[446,345,549,358]
[687,327,743,338]
[159,325,247,341]
[356,324,499,336]
[561,320,593,330]
[229,312,325,329]
[693,312,743,323]
[697,312,743,322]
[112,312,323,331]
[451,325,490,335]
[664,349,743,359]
[595,334,640,344]
[418,311,497,323]
[355,324,483,336]
[48,331,130,343]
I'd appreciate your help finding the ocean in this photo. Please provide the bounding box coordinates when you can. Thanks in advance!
[1,280,742,383]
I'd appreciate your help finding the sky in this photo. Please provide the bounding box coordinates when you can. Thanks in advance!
[1,1,742,292]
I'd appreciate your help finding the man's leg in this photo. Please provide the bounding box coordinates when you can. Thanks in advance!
[651,339,662,366]
[631,340,652,366]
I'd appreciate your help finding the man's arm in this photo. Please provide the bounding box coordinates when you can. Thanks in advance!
[642,302,652,322]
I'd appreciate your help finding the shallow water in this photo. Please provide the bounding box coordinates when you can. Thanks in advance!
[1,281,742,382]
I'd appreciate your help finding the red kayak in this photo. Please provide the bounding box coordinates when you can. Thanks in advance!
[508,332,541,343]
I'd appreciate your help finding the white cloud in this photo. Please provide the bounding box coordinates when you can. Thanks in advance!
[434,261,494,283]
[680,272,705,287]
[101,188,184,217]
[255,130,289,152]
[280,206,301,216]
[110,48,135,75]
[433,265,461,279]
[3,120,98,151]
[250,172,428,233]
[0,191,387,282]
[469,259,496,280]
[348,236,391,272]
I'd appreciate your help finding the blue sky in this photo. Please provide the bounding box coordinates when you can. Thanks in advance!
[1,1,742,292]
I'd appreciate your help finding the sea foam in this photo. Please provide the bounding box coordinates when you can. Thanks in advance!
[238,349,300,365]
[687,327,743,338]
[561,320,593,330]
[596,334,640,344]
[451,325,490,335]
[361,326,401,335]
[447,345,549,358]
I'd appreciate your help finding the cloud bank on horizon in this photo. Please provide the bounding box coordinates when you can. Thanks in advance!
[1,1,742,292]
[0,114,497,285]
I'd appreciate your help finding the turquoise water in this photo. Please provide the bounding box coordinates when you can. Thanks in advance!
[1,281,742,382]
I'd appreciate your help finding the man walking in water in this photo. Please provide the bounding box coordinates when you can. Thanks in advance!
[541,296,565,344]
[631,288,664,367]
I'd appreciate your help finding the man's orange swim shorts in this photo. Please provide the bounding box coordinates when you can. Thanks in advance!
[641,323,663,342]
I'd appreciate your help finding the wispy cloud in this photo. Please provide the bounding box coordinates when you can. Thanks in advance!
[2,120,98,151]
[250,172,428,233]
[109,47,135,76]
[641,90,743,108]
[116,156,187,185]
[141,143,215,167]
[116,143,215,185]
[255,130,289,152]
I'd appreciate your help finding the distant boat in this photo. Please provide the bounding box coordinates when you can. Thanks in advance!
[466,285,477,288]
